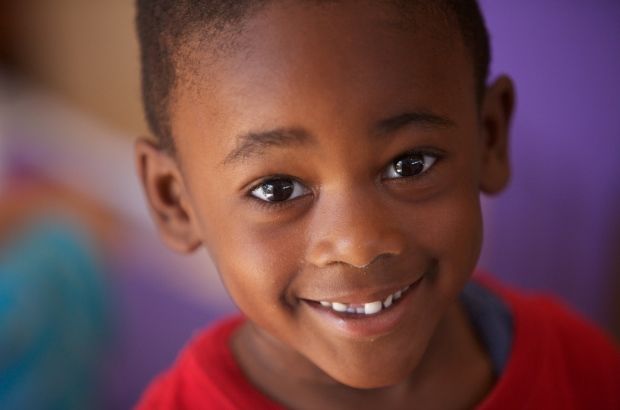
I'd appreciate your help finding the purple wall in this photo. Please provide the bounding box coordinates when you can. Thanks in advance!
[478,1,620,328]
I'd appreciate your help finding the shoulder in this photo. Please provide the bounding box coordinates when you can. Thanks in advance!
[135,316,283,410]
[476,276,620,410]
[135,316,242,409]
[497,280,619,376]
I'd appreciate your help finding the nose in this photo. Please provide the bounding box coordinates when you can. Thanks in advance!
[305,187,406,269]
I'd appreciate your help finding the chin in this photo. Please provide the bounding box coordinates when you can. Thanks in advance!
[320,356,418,390]
[333,370,410,390]
[306,327,431,390]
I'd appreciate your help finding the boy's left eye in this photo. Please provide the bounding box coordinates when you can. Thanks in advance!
[250,178,310,203]
[382,153,438,179]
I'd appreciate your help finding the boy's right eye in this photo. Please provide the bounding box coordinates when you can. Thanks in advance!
[250,178,310,203]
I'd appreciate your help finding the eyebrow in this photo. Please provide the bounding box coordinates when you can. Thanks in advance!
[221,110,455,166]
[374,111,456,136]
[221,127,314,166]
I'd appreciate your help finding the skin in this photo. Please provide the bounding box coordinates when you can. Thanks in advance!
[136,1,515,408]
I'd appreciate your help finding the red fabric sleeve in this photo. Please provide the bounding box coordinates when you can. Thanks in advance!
[477,277,620,410]
[135,317,284,410]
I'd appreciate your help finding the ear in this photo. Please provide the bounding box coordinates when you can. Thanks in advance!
[135,138,202,253]
[478,75,516,194]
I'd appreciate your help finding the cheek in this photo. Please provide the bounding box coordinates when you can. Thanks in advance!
[207,217,306,331]
[419,187,482,299]
[428,140,484,287]
[439,195,482,268]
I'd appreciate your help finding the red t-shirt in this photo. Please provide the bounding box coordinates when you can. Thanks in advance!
[136,280,620,409]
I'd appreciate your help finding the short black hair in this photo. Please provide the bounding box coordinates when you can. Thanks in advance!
[136,0,491,151]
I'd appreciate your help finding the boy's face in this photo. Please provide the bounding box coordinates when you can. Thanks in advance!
[138,0,513,389]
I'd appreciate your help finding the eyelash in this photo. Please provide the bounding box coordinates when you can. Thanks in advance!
[380,149,441,182]
[247,176,310,211]
[250,194,306,212]
[245,149,443,210]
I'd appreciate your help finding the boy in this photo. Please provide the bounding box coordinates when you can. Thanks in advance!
[134,0,620,408]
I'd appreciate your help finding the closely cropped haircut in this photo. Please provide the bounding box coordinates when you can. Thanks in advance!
[136,0,491,151]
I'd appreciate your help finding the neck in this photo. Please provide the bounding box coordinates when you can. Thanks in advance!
[231,300,494,409]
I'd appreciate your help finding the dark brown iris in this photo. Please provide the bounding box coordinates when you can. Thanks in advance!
[394,154,425,177]
[261,179,295,201]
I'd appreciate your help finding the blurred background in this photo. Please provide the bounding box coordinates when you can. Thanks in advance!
[0,0,618,408]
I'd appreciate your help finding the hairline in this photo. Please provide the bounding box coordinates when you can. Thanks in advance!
[142,0,488,154]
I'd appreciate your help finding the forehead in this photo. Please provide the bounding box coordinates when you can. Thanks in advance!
[171,0,474,159]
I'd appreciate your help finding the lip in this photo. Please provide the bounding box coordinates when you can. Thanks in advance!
[303,282,411,306]
[301,275,424,339]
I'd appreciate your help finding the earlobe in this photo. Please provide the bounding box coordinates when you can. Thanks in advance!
[135,137,202,253]
[479,75,516,195]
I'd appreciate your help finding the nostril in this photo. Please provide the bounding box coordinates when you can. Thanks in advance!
[353,252,390,270]
[306,242,403,270]
[305,198,406,268]
[305,240,335,268]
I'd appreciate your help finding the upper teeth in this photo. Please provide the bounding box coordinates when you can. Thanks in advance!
[318,284,411,316]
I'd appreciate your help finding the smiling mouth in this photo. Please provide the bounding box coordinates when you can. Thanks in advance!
[305,275,424,317]
[316,283,412,316]
[301,275,425,338]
